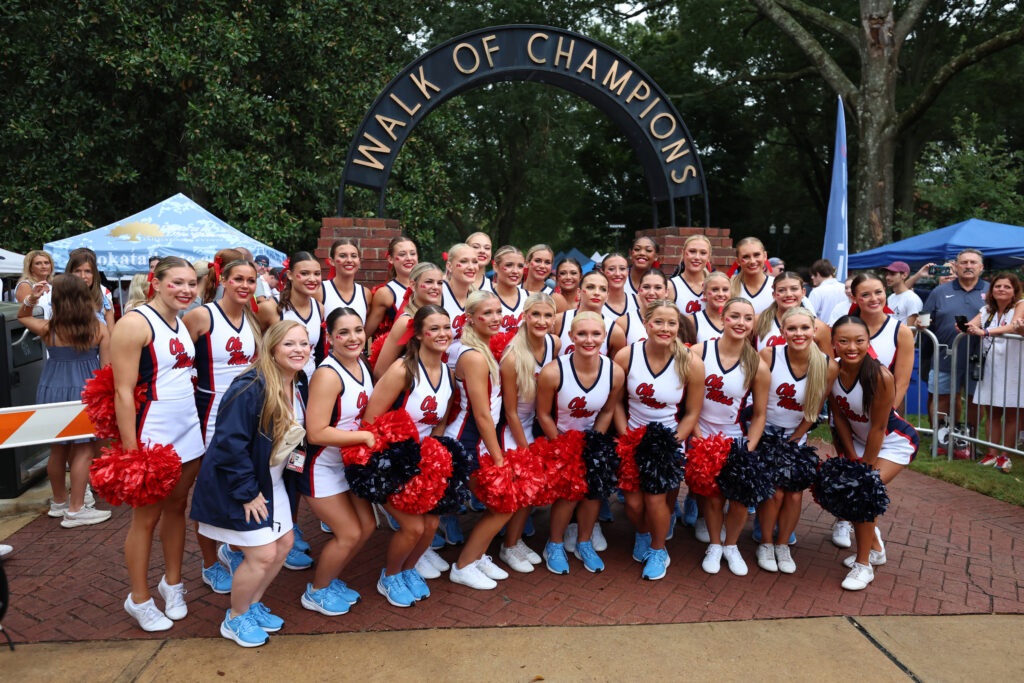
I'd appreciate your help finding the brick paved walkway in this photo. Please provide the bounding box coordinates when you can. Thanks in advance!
[3,449,1022,644]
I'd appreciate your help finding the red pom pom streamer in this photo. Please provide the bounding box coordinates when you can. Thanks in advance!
[474,453,519,513]
[389,437,453,514]
[367,334,387,372]
[506,446,547,508]
[488,328,518,361]
[89,442,182,507]
[615,426,645,493]
[684,433,732,497]
[531,431,588,503]
[81,365,145,440]
[341,409,420,467]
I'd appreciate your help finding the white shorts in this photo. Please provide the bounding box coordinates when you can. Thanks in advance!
[138,395,204,463]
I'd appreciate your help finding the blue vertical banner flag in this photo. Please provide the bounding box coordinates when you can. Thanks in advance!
[822,95,848,280]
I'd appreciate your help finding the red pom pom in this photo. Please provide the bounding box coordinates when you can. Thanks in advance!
[369,409,420,447]
[474,453,519,513]
[390,437,453,514]
[341,443,372,467]
[505,446,547,507]
[81,365,145,440]
[684,433,732,497]
[615,426,646,492]
[488,328,518,360]
[535,431,587,503]
[89,442,182,507]
[367,334,387,372]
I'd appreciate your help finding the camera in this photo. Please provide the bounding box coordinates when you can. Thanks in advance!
[929,265,952,276]
[955,315,969,333]
[970,353,983,382]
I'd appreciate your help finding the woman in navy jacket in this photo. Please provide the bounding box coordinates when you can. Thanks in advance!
[191,320,311,647]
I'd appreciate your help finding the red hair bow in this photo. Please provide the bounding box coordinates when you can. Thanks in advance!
[283,257,290,271]
[146,271,155,298]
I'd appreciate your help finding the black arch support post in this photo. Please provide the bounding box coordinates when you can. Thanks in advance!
[338,24,710,228]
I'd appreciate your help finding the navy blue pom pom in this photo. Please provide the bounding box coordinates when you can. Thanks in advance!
[758,430,820,492]
[582,430,620,500]
[716,440,775,507]
[812,456,889,523]
[430,436,472,514]
[346,438,420,503]
[636,422,685,494]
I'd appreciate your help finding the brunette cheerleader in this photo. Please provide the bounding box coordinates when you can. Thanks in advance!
[555,270,626,356]
[754,272,832,355]
[441,243,479,368]
[612,301,704,580]
[612,270,671,354]
[373,262,445,380]
[301,308,377,615]
[191,321,310,646]
[364,236,419,339]
[481,245,527,336]
[363,305,455,607]
[552,257,583,312]
[258,252,325,384]
[624,236,660,300]
[112,257,204,631]
[691,297,770,576]
[183,259,261,594]
[601,252,638,318]
[829,316,919,590]
[754,307,837,574]
[670,235,712,315]
[523,244,555,295]
[497,293,559,573]
[465,231,493,290]
[536,312,625,574]
[692,271,731,343]
[730,237,774,315]
[319,239,371,322]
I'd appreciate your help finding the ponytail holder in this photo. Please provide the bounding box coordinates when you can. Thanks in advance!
[396,286,414,317]
[146,271,155,298]
[250,293,259,314]
[652,259,661,269]
[398,321,416,346]
[325,258,336,281]
[726,260,741,278]
[442,251,449,261]
[213,255,224,281]
[283,257,290,271]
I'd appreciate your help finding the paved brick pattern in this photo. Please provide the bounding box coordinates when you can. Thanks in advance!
[3,444,1022,643]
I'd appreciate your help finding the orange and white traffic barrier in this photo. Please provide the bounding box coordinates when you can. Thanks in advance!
[0,401,94,449]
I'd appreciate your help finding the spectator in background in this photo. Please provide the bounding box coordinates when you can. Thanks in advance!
[181,260,211,316]
[235,247,271,302]
[768,257,785,276]
[808,259,848,325]
[826,276,856,326]
[267,268,282,300]
[907,261,957,290]
[148,256,161,273]
[122,273,151,314]
[882,261,923,327]
[919,248,989,458]
[66,250,115,328]
[15,250,55,316]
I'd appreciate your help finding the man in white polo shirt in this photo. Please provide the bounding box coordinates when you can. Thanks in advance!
[808,259,847,323]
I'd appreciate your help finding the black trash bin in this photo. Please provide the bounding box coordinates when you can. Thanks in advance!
[0,302,49,498]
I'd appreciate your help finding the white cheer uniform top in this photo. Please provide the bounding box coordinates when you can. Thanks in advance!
[501,335,556,448]
[671,275,705,315]
[322,281,369,323]
[401,359,454,441]
[281,302,323,382]
[698,339,750,439]
[692,310,723,344]
[625,341,686,430]
[553,354,612,433]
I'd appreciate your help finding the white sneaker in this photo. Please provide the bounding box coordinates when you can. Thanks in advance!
[756,543,778,572]
[48,500,68,518]
[695,518,710,543]
[841,562,875,590]
[702,544,723,574]
[722,545,748,576]
[61,506,112,528]
[591,523,607,552]
[563,523,578,553]
[84,485,95,507]
[832,520,853,548]
[843,549,887,568]
[124,595,173,632]
[774,545,796,574]
[477,555,509,581]
[499,545,535,573]
[874,525,886,557]
[421,548,450,573]
[0,544,12,558]
[158,575,188,620]
[414,553,441,579]
[450,561,497,590]
[515,539,542,565]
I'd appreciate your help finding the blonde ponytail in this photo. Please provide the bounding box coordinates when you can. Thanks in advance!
[509,293,557,400]
[460,290,500,382]
[722,297,760,391]
[781,306,828,421]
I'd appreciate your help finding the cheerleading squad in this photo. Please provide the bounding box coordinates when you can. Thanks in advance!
[62,232,916,648]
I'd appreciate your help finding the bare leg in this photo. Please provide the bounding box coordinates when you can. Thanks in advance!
[622,490,646,533]
[66,443,93,512]
[757,489,783,543]
[382,504,425,575]
[230,537,290,618]
[126,504,163,603]
[307,493,368,590]
[47,443,70,504]
[723,499,749,545]
[574,499,600,543]
[644,492,670,549]
[703,495,724,544]
[457,509,513,569]
[549,499,577,542]
[251,533,293,604]
[402,514,439,570]
[502,507,531,550]
[159,460,200,586]
[853,521,875,566]
[775,491,803,545]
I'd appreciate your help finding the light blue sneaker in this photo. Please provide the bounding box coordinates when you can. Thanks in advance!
[543,541,570,575]
[320,520,333,534]
[468,493,487,512]
[632,532,652,563]
[683,495,699,526]
[430,532,446,550]
[642,548,670,581]
[329,579,361,605]
[666,506,678,541]
[283,547,313,570]
[573,540,605,573]
[249,602,284,632]
[377,569,415,607]
[292,524,310,552]
[201,562,232,594]
[217,543,244,575]
[599,497,614,522]
[220,608,268,647]
[523,513,535,537]
[301,583,350,616]
[401,569,430,601]
[440,514,465,545]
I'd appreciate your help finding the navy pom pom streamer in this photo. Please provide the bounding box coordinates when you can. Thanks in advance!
[430,436,473,514]
[582,430,620,500]
[812,456,889,523]
[346,439,421,503]
[758,430,820,492]
[716,440,775,508]
[636,422,685,494]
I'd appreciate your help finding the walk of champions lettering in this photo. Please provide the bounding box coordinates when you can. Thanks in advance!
[339,25,705,216]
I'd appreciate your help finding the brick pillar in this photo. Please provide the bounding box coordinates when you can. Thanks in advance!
[320,217,402,287]
[633,227,733,273]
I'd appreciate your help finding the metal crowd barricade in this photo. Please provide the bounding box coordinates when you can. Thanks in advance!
[906,328,941,458]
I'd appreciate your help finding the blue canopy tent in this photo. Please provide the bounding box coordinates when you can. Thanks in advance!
[848,219,1024,270]
[552,247,597,273]
[45,194,285,275]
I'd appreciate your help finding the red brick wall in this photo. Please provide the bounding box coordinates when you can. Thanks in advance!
[634,226,733,273]
[319,217,402,287]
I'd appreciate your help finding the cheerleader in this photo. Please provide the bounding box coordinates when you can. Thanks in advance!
[754,307,838,574]
[552,257,582,312]
[445,291,515,590]
[849,273,915,408]
[258,251,325,384]
[191,321,310,647]
[692,271,731,343]
[625,236,660,299]
[523,244,555,295]
[730,237,774,314]
[536,312,625,574]
[112,257,204,632]
[612,301,704,580]
[183,259,261,594]
[363,305,455,608]
[692,297,770,576]
[465,231,492,290]
[670,235,711,315]
[754,272,832,355]
[601,252,637,318]
[319,239,371,322]
[373,262,445,379]
[555,271,626,356]
[199,248,243,306]
[300,308,376,615]
[481,245,527,336]
[441,243,479,369]
[497,293,559,573]
[829,315,919,591]
[611,270,671,354]
[364,236,419,339]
